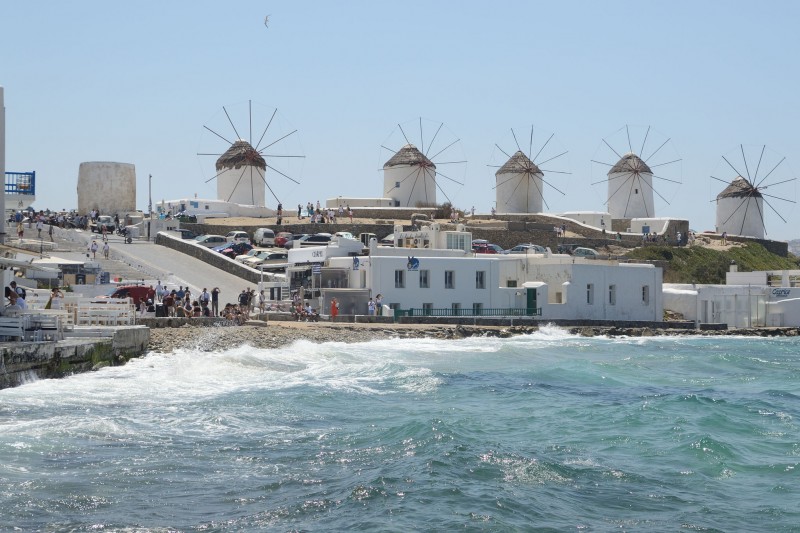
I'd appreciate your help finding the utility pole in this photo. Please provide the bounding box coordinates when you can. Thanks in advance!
[148,174,152,241]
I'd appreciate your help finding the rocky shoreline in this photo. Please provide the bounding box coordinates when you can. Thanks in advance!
[146,322,800,353]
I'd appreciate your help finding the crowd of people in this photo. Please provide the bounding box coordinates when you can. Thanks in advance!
[297,201,354,224]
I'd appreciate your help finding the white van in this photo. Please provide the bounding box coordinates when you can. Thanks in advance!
[253,228,276,246]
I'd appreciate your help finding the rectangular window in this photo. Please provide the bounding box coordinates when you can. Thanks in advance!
[445,270,455,289]
[642,285,650,305]
[507,280,517,288]
[419,269,430,288]
[446,233,468,250]
[473,302,483,315]
[586,283,594,305]
[394,269,405,288]
[395,181,401,188]
[609,284,616,305]
[476,270,486,289]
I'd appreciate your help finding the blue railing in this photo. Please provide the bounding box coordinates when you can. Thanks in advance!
[395,307,542,319]
[5,171,36,195]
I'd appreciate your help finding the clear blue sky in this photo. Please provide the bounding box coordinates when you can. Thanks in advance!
[3,0,798,240]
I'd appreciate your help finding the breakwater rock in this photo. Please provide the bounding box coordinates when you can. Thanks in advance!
[147,322,800,354]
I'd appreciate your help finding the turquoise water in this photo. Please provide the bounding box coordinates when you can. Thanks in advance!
[1,327,798,531]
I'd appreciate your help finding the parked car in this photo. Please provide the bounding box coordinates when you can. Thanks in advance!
[175,229,198,240]
[195,235,227,247]
[105,284,155,306]
[283,233,309,249]
[247,250,288,267]
[572,247,600,258]
[300,233,333,247]
[379,233,395,246]
[506,243,547,254]
[253,228,276,246]
[91,215,116,234]
[225,231,251,244]
[333,231,355,241]
[218,242,253,259]
[234,247,270,263]
[274,231,294,247]
[472,241,502,254]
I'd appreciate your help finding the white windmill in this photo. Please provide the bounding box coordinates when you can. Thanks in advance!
[712,145,796,238]
[490,126,569,214]
[198,100,304,207]
[381,118,466,208]
[591,125,681,220]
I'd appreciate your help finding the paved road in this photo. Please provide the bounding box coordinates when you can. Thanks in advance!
[46,227,257,306]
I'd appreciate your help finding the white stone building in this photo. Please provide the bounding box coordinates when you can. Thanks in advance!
[607,153,655,219]
[715,176,765,238]
[77,161,136,215]
[216,140,267,206]
[291,224,663,321]
[495,151,543,214]
[383,144,436,207]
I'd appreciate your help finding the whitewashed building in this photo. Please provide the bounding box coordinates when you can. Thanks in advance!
[495,151,543,214]
[715,176,765,238]
[607,153,655,219]
[293,224,663,321]
[383,144,436,207]
[663,270,800,328]
[216,140,267,207]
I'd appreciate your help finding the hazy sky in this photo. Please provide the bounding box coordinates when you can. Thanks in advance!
[3,1,798,240]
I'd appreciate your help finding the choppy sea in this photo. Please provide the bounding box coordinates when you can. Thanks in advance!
[1,326,798,531]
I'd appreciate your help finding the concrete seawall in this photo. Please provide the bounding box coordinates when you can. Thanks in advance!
[0,326,150,390]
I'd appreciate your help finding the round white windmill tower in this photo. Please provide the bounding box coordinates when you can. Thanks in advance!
[495,151,543,213]
[715,176,765,238]
[215,139,267,206]
[607,153,655,219]
[383,144,436,207]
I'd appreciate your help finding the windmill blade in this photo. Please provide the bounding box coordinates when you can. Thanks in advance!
[759,177,796,190]
[721,194,754,226]
[591,159,614,167]
[222,106,242,141]
[762,196,789,223]
[250,166,255,205]
[432,160,467,166]
[259,154,305,159]
[256,169,283,205]
[753,156,786,189]
[249,100,252,145]
[493,174,524,190]
[623,176,641,217]
[257,129,298,152]
[626,125,633,154]
[511,128,522,153]
[204,125,234,146]
[739,144,755,183]
[433,177,454,207]
[429,138,460,162]
[537,149,567,166]
[638,174,671,205]
[494,143,513,160]
[643,137,670,164]
[739,196,753,236]
[425,122,444,158]
[419,117,424,154]
[384,166,424,195]
[606,173,635,206]
[603,138,623,161]
[405,171,424,207]
[254,108,277,151]
[710,174,733,186]
[752,145,766,184]
[265,162,301,185]
[435,170,465,186]
[532,133,555,164]
[397,123,411,146]
[539,169,572,175]
[760,191,796,204]
[529,125,534,160]
[204,167,229,184]
[534,173,550,211]
[197,153,224,156]
[721,155,750,185]
[652,174,682,185]
[540,177,566,196]
[592,172,630,186]
[648,158,682,169]
[639,126,651,158]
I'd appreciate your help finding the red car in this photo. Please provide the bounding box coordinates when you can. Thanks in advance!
[472,243,501,254]
[107,284,156,306]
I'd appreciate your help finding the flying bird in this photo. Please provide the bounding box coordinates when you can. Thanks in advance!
[264,15,270,27]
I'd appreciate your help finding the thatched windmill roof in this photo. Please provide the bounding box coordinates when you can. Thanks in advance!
[716,176,762,200]
[609,153,652,175]
[496,150,542,175]
[216,140,266,171]
[383,144,435,169]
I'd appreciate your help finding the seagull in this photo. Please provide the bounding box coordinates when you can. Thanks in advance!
[264,15,270,27]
